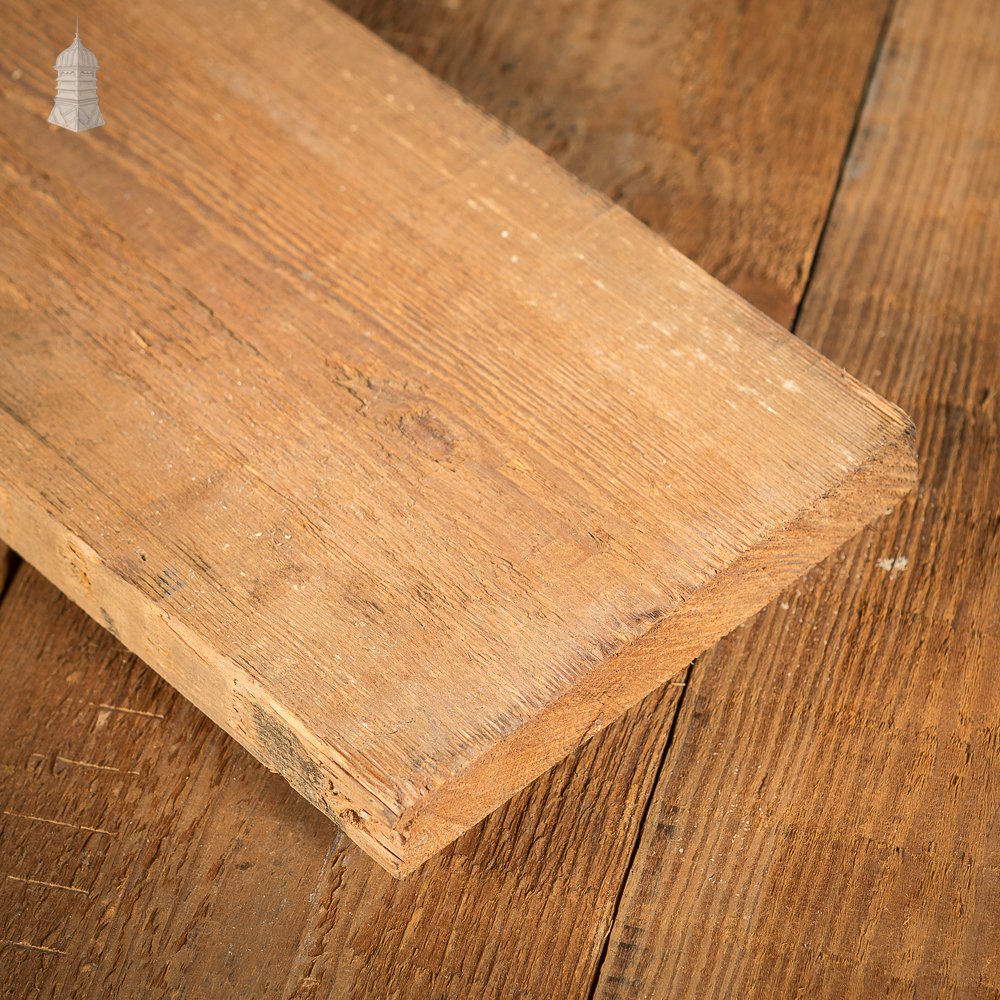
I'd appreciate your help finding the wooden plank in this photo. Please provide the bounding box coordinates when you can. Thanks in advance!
[0,566,684,997]
[0,0,895,993]
[339,0,883,328]
[0,0,914,876]
[592,0,1000,995]
[0,568,340,996]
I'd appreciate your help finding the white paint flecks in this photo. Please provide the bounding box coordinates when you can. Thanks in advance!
[876,555,908,574]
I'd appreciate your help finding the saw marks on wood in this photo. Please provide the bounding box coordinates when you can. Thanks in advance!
[0,0,914,874]
[0,569,330,995]
[0,0,939,996]
[0,566,688,998]
[0,0,893,990]
[592,0,1000,995]
[339,0,891,327]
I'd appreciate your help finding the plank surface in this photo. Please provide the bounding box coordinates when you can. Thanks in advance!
[0,568,329,995]
[340,0,887,328]
[0,566,685,997]
[0,0,899,994]
[593,0,1000,995]
[0,0,914,874]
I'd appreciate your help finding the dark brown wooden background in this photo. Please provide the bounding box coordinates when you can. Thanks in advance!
[1,0,996,996]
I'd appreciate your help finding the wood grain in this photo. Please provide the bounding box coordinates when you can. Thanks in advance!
[338,0,891,328]
[0,568,333,996]
[0,0,914,874]
[0,0,898,994]
[0,565,686,997]
[593,0,1000,995]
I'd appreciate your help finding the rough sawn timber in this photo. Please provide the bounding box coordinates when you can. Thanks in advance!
[0,0,916,875]
[0,2,893,993]
[592,0,1000,992]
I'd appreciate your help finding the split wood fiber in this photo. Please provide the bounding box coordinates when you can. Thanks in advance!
[0,0,916,875]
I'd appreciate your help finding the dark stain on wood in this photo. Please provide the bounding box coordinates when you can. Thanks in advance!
[99,607,119,639]
[249,703,325,799]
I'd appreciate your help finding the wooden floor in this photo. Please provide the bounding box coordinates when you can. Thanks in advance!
[0,0,996,996]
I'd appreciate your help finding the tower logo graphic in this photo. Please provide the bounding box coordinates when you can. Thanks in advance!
[49,21,105,132]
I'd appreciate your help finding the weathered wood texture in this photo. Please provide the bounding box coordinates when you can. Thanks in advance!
[339,0,889,329]
[0,566,685,997]
[0,0,901,995]
[593,0,1000,996]
[0,0,914,875]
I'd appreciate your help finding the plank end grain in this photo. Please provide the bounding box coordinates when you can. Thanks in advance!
[0,0,916,875]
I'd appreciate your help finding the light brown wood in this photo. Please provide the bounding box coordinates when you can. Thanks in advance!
[0,567,335,994]
[0,566,687,996]
[340,0,886,328]
[0,0,915,875]
[0,0,919,994]
[592,0,1000,995]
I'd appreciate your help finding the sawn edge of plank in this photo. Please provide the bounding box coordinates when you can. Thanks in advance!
[0,417,915,875]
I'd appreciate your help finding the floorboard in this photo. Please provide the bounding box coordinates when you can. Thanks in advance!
[0,0,913,875]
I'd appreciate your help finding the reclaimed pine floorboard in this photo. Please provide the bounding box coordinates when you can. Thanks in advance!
[0,0,916,876]
[0,0,909,995]
[0,0,915,876]
[592,0,1000,996]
